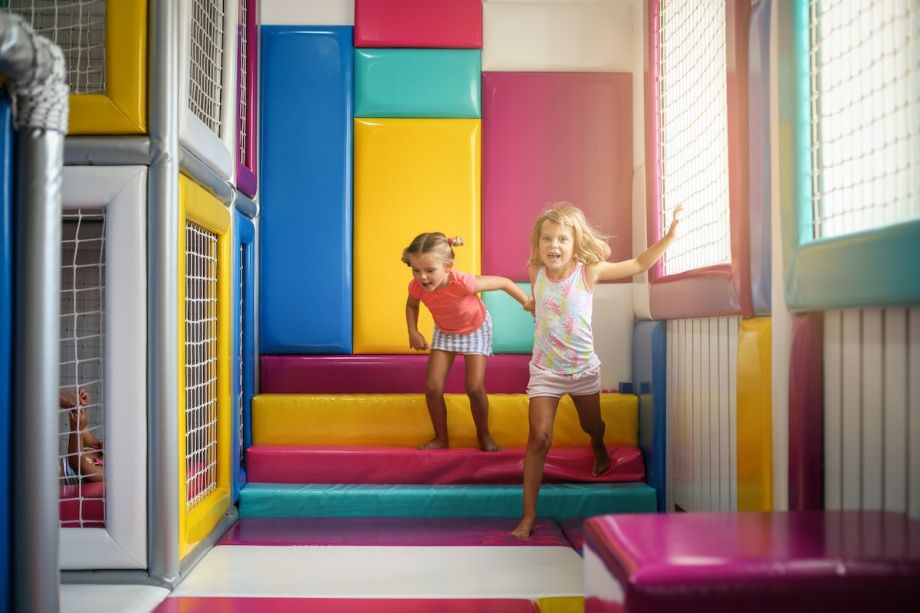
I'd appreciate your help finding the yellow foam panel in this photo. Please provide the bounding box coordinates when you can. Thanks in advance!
[736,316,773,511]
[536,596,584,613]
[353,118,481,354]
[178,174,233,558]
[253,393,638,448]
[69,0,147,133]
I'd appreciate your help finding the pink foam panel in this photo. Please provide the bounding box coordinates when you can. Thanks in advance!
[482,72,633,281]
[246,445,644,485]
[354,0,482,49]
[154,598,539,613]
[218,517,570,548]
[260,354,531,394]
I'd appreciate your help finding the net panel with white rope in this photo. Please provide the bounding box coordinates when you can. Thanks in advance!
[237,243,244,466]
[58,209,105,528]
[238,0,249,168]
[5,0,105,95]
[809,0,920,239]
[657,0,732,276]
[189,0,225,139]
[185,221,219,511]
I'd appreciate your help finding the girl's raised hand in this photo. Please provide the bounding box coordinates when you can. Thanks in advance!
[666,205,684,238]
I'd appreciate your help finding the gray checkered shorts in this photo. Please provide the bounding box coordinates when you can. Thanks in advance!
[431,311,493,356]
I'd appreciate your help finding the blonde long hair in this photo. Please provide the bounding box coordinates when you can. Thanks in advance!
[528,203,611,266]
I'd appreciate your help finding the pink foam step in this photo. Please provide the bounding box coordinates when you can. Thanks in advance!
[218,517,571,547]
[247,445,644,485]
[154,597,537,613]
[260,354,531,394]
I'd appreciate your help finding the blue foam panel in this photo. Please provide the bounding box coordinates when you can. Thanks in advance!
[232,208,256,501]
[259,26,353,353]
[632,321,667,512]
[0,96,13,612]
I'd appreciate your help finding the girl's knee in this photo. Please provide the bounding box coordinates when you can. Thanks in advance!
[527,429,553,455]
[465,384,487,402]
[424,382,445,397]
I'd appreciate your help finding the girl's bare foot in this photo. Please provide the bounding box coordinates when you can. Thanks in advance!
[511,515,536,539]
[478,434,501,452]
[592,443,611,477]
[417,438,449,450]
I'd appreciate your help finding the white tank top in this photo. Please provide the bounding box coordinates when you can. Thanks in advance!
[531,262,600,375]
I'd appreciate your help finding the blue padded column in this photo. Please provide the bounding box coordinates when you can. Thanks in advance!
[632,321,667,511]
[0,96,12,612]
[260,26,353,353]
[232,208,256,501]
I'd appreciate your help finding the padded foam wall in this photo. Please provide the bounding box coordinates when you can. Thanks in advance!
[353,118,480,354]
[260,26,353,353]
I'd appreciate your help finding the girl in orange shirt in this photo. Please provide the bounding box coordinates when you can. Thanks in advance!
[403,232,533,451]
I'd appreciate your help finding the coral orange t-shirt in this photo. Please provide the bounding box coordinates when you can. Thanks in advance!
[408,270,486,334]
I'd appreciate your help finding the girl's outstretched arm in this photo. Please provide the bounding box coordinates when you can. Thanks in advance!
[474,275,530,309]
[587,205,683,285]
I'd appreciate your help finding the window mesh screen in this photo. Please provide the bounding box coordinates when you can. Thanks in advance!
[809,0,920,239]
[657,0,731,275]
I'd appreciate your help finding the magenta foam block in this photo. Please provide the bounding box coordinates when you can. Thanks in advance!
[481,72,632,281]
[354,0,482,49]
[260,354,531,394]
[583,511,920,613]
[246,445,644,485]
[218,517,571,548]
[154,597,538,613]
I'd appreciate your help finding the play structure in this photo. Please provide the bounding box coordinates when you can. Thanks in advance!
[1,1,919,612]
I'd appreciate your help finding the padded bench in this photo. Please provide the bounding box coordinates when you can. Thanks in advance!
[583,511,920,612]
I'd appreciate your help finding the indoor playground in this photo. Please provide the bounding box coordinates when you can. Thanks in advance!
[0,0,919,611]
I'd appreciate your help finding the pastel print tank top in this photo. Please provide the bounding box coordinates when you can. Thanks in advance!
[531,262,600,375]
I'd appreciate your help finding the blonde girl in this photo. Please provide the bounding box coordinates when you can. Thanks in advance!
[512,203,681,538]
[403,232,532,451]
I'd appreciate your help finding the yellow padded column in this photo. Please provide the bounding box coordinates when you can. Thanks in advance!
[353,118,481,354]
[737,316,773,511]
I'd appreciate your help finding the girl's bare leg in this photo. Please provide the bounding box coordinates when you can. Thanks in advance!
[571,392,611,476]
[418,350,456,450]
[512,396,560,538]
[464,354,499,451]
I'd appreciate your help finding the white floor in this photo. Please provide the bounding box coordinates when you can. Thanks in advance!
[60,584,170,613]
[171,545,584,600]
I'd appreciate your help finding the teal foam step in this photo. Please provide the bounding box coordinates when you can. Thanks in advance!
[240,482,657,519]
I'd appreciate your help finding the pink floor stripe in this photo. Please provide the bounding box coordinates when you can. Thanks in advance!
[154,597,538,612]
[260,354,531,394]
[217,517,571,548]
[247,445,645,485]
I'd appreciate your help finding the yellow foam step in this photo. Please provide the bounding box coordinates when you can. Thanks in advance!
[253,393,637,448]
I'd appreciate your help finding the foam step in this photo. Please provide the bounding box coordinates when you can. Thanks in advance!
[253,393,638,448]
[239,482,656,520]
[260,354,531,394]
[246,445,645,485]
[218,517,574,548]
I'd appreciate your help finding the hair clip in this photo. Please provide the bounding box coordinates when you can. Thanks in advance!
[447,238,454,246]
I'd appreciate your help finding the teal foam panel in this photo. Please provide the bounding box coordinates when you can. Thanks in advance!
[355,48,481,118]
[483,282,533,354]
[240,482,656,519]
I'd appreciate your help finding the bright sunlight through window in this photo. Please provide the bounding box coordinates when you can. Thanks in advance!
[658,0,732,276]
[810,0,920,239]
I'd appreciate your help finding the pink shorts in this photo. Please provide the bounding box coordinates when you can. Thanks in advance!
[526,363,602,399]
